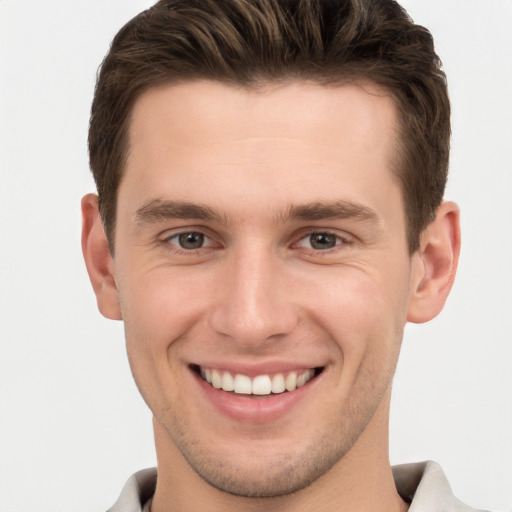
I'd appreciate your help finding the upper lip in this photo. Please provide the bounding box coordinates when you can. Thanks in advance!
[189,360,325,378]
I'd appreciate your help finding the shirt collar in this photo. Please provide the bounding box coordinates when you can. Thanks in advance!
[109,461,482,512]
[393,460,483,512]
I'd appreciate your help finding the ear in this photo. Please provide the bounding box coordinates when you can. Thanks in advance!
[407,201,461,323]
[81,194,122,320]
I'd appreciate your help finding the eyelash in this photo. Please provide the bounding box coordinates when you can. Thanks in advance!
[160,229,351,256]
[161,231,217,255]
[294,231,349,252]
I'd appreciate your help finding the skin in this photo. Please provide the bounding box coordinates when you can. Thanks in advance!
[82,81,460,512]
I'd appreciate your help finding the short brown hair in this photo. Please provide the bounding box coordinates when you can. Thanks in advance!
[89,0,450,253]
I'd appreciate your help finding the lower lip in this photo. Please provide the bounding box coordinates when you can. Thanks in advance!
[193,371,317,423]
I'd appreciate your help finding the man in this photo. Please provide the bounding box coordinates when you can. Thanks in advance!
[81,0,477,510]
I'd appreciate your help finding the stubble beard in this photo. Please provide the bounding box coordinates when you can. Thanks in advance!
[172,426,352,498]
[156,372,392,499]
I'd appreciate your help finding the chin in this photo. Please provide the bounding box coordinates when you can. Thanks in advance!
[174,429,354,498]
[189,456,332,498]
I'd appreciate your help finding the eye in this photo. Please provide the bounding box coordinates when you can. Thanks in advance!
[167,231,212,250]
[297,232,344,250]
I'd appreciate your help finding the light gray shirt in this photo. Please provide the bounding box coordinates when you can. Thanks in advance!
[107,460,485,512]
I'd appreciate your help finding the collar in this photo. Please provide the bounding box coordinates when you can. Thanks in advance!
[393,460,484,512]
[108,461,483,512]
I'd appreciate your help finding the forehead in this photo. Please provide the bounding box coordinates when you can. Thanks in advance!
[128,80,397,157]
[122,80,402,224]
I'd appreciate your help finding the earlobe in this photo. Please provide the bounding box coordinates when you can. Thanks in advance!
[81,194,122,320]
[407,201,461,324]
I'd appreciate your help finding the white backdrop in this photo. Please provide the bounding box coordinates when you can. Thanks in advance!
[0,1,511,511]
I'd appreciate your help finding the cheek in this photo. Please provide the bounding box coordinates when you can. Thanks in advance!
[301,265,410,363]
[120,267,209,346]
[118,269,210,409]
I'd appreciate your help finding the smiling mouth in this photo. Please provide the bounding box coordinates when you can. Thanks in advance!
[192,365,323,396]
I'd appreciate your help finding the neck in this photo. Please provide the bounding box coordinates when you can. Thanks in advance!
[151,390,408,512]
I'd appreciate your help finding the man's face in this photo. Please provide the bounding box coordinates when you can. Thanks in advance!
[112,81,420,496]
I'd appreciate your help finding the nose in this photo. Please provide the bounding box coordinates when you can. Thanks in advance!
[208,247,299,347]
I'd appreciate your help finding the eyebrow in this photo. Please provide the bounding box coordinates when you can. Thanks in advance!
[135,199,228,226]
[134,198,379,226]
[284,201,379,223]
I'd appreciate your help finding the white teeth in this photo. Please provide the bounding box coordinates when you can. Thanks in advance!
[252,375,272,395]
[201,367,316,395]
[211,369,222,389]
[285,372,297,391]
[297,369,315,387]
[221,371,235,392]
[271,373,286,394]
[234,374,252,394]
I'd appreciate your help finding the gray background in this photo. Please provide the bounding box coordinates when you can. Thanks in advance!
[1,1,511,510]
